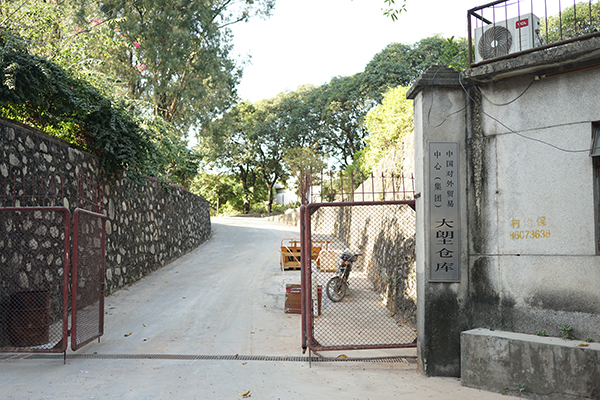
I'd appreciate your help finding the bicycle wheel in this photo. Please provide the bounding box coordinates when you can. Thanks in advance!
[326,276,347,302]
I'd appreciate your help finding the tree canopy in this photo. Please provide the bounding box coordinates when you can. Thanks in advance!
[361,35,456,101]
[0,0,274,188]
[193,33,469,214]
[357,86,413,174]
[541,1,600,43]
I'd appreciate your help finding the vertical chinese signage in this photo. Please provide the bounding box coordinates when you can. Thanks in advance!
[429,142,460,282]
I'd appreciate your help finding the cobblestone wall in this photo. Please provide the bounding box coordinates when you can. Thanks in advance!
[0,119,211,295]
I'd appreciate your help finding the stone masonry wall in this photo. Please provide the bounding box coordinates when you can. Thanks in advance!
[0,119,211,295]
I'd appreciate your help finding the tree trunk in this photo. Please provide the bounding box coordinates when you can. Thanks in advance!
[266,183,273,213]
[240,166,251,214]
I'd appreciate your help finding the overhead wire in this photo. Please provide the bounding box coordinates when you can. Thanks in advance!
[479,79,535,106]
[457,74,590,153]
[0,0,29,28]
[426,66,469,128]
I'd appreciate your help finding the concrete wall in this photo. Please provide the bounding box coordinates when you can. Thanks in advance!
[0,119,211,295]
[462,329,600,399]
[266,210,300,227]
[408,66,470,376]
[408,38,600,383]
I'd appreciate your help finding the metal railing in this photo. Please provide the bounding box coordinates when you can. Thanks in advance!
[469,0,600,66]
[299,170,416,205]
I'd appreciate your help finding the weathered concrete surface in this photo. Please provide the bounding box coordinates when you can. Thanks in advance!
[0,218,517,400]
[464,36,600,84]
[409,66,470,377]
[266,209,300,227]
[462,328,600,399]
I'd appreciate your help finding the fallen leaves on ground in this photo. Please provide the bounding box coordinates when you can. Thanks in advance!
[238,390,251,398]
[124,332,132,337]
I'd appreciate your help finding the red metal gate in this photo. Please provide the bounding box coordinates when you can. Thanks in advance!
[0,172,105,354]
[300,171,417,360]
[0,207,71,353]
[71,208,106,350]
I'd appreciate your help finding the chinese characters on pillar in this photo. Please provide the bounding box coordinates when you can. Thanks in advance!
[429,142,460,282]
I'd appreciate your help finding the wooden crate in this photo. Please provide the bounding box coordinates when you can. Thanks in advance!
[281,246,301,270]
[280,238,329,270]
[284,284,321,315]
[317,249,338,272]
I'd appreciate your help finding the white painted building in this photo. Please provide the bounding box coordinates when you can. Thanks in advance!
[274,182,298,205]
[408,37,600,382]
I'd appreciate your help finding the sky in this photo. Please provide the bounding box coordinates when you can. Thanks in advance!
[229,0,483,103]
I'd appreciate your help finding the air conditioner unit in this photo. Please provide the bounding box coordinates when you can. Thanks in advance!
[474,13,541,63]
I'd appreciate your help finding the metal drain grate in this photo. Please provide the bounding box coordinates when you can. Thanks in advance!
[0,353,414,363]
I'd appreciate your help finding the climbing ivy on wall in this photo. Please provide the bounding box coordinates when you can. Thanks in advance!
[0,30,198,187]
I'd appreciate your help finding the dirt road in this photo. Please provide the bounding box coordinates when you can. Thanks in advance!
[0,217,514,399]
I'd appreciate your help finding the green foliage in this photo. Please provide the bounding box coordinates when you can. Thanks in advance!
[2,0,119,95]
[357,86,413,174]
[283,147,327,177]
[541,2,600,43]
[189,172,239,214]
[143,118,201,188]
[0,30,148,177]
[361,36,454,101]
[382,0,407,22]
[318,74,370,168]
[202,101,267,213]
[89,0,275,133]
[559,324,574,340]
[439,36,469,72]
[536,330,549,337]
[0,28,196,188]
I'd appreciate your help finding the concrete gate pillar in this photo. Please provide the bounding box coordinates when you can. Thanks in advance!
[407,66,470,377]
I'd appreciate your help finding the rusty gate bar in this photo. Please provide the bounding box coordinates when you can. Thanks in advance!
[299,170,418,359]
[1,173,65,208]
[71,208,106,350]
[0,207,71,353]
[300,205,307,352]
[303,200,417,356]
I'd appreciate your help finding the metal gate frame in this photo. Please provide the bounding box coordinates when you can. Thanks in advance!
[0,206,72,353]
[0,172,105,356]
[71,208,106,351]
[299,171,417,360]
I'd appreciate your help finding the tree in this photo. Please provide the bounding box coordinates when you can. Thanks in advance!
[189,172,238,214]
[88,0,274,134]
[250,98,292,213]
[382,0,407,21]
[357,85,413,174]
[361,35,465,101]
[541,1,600,43]
[317,74,369,168]
[204,101,262,213]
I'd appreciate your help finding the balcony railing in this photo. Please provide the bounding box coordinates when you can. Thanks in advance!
[468,0,600,66]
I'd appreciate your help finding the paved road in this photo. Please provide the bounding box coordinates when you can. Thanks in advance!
[0,217,515,399]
